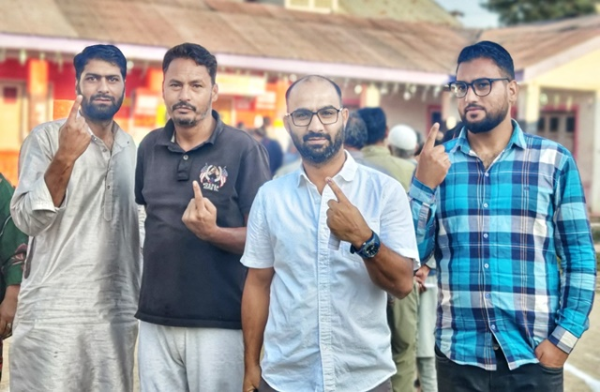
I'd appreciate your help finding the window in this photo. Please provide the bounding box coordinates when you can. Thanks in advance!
[549,117,559,132]
[566,116,576,133]
[537,117,545,132]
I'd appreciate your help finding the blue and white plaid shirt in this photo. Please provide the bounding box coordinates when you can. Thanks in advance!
[409,121,596,370]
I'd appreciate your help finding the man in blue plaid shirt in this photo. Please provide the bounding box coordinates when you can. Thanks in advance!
[410,41,596,391]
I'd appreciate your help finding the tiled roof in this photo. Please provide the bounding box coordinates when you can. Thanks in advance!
[0,0,599,75]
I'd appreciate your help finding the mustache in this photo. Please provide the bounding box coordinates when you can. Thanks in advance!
[303,132,331,142]
[173,102,197,112]
[91,94,116,103]
[465,104,485,111]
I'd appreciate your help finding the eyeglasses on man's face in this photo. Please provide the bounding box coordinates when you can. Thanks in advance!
[285,106,343,127]
[447,78,511,98]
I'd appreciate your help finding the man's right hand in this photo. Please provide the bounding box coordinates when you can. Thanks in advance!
[415,123,451,190]
[57,95,91,162]
[243,363,261,392]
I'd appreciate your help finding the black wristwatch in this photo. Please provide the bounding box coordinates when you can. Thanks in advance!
[350,231,381,259]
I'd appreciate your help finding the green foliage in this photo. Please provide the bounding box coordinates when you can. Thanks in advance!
[482,0,599,25]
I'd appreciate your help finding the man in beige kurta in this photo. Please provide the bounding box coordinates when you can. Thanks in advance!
[9,44,140,392]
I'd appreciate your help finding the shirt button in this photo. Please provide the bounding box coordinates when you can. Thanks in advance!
[484,172,489,177]
[483,233,488,239]
[485,293,491,298]
[183,155,189,160]
[484,263,489,269]
[483,203,488,208]
[103,148,107,152]
[491,324,496,330]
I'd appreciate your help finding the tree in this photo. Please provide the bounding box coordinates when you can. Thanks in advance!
[482,0,600,25]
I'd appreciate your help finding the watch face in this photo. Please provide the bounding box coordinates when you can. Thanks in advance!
[364,243,378,257]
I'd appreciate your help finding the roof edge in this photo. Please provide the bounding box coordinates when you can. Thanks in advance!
[0,33,450,85]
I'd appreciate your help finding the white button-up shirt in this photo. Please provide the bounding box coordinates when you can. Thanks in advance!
[242,152,419,392]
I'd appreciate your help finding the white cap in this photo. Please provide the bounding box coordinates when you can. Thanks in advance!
[389,124,418,150]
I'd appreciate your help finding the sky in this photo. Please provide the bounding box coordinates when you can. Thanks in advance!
[435,0,501,28]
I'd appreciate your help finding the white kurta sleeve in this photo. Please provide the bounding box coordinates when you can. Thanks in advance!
[11,128,63,236]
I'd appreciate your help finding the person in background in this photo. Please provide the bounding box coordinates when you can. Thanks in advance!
[358,107,419,392]
[0,173,26,382]
[252,117,284,176]
[388,124,418,166]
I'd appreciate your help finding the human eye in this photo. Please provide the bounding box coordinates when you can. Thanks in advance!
[109,76,120,83]
[293,110,311,121]
[451,82,466,94]
[474,80,491,90]
[85,75,97,82]
[319,108,337,117]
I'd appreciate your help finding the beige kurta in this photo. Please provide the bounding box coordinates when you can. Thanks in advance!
[10,119,141,392]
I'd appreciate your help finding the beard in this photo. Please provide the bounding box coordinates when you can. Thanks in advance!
[171,96,212,128]
[291,125,344,165]
[78,87,124,122]
[461,102,509,134]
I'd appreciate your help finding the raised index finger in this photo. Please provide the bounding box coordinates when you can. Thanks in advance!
[68,95,83,122]
[424,122,440,149]
[193,181,205,209]
[326,177,349,203]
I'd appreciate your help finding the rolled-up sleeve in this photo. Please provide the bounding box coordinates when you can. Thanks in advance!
[408,178,438,267]
[11,129,63,236]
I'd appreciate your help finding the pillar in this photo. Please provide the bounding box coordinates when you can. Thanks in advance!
[590,90,600,216]
[27,58,49,130]
[517,82,540,134]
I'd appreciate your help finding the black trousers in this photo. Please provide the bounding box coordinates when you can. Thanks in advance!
[435,345,564,392]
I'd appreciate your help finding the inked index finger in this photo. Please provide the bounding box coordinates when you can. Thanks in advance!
[193,181,205,209]
[424,122,440,149]
[326,177,349,203]
[68,95,83,122]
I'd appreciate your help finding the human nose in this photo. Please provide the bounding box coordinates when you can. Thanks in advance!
[98,77,109,93]
[178,85,191,101]
[463,83,479,103]
[307,112,324,131]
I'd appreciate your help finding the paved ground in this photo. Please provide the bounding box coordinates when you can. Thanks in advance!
[1,284,599,392]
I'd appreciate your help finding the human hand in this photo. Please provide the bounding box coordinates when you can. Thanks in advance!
[415,123,450,190]
[56,96,91,163]
[415,265,431,293]
[325,178,372,249]
[0,285,20,338]
[242,363,261,392]
[182,181,218,241]
[535,339,568,368]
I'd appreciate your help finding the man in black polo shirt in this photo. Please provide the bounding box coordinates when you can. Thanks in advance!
[134,43,270,392]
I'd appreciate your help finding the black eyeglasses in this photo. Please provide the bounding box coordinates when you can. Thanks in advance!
[285,107,343,127]
[447,78,511,98]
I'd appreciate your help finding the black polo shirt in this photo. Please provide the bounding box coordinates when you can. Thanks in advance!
[135,111,270,328]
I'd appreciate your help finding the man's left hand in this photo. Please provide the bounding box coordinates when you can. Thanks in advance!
[326,178,371,248]
[535,339,568,368]
[0,285,20,338]
[182,181,218,241]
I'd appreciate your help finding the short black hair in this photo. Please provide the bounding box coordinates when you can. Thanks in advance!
[285,75,342,106]
[163,43,217,84]
[73,44,127,81]
[344,112,368,149]
[357,107,386,145]
[456,41,515,79]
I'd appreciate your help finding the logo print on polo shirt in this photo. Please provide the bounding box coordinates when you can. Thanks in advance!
[199,164,228,192]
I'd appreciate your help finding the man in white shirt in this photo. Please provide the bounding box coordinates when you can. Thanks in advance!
[241,75,420,392]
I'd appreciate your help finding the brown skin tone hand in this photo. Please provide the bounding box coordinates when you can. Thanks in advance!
[414,123,451,190]
[535,339,569,368]
[181,181,248,254]
[0,285,20,338]
[45,96,92,207]
[325,178,414,299]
